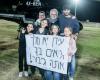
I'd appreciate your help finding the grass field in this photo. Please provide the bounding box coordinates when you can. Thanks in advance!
[0,19,100,80]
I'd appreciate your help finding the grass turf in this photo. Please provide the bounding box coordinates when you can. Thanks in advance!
[0,20,100,80]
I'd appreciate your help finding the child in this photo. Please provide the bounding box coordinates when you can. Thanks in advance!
[26,24,43,79]
[36,19,49,80]
[50,25,60,35]
[26,24,36,76]
[36,19,49,35]
[18,27,28,77]
[63,27,77,80]
[18,24,35,77]
[45,25,61,80]
[26,24,35,34]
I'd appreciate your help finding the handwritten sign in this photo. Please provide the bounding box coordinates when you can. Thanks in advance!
[25,34,70,74]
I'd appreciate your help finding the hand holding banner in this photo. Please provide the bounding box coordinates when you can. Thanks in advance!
[25,34,70,74]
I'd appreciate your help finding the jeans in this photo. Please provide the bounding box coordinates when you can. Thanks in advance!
[45,70,61,80]
[69,55,76,77]
[45,70,52,80]
[63,55,76,80]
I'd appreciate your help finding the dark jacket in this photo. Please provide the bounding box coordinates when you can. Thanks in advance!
[48,18,60,29]
[59,14,80,34]
[36,28,49,35]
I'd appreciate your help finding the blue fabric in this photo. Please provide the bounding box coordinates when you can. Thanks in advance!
[63,55,76,80]
[59,14,80,34]
[54,72,61,80]
[45,70,62,80]
[69,55,76,77]
[45,70,52,80]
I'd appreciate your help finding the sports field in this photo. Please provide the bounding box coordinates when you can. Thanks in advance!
[0,20,100,80]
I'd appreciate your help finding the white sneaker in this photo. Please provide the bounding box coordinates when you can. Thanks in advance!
[69,77,74,80]
[23,71,28,77]
[18,72,23,77]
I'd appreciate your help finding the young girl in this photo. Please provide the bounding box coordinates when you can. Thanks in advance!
[18,27,28,77]
[36,19,49,80]
[26,24,36,76]
[63,27,77,80]
[18,24,35,77]
[36,19,49,35]
[45,25,61,80]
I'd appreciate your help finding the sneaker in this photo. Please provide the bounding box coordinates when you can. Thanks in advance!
[18,72,23,77]
[23,71,28,77]
[69,77,74,80]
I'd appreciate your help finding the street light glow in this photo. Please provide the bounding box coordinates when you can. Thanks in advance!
[74,0,80,4]
[73,0,80,17]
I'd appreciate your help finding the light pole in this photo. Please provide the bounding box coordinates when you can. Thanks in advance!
[74,0,80,17]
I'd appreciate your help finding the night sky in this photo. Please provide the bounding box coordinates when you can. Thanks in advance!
[0,0,100,22]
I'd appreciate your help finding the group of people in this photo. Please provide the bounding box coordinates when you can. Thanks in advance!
[18,6,80,80]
